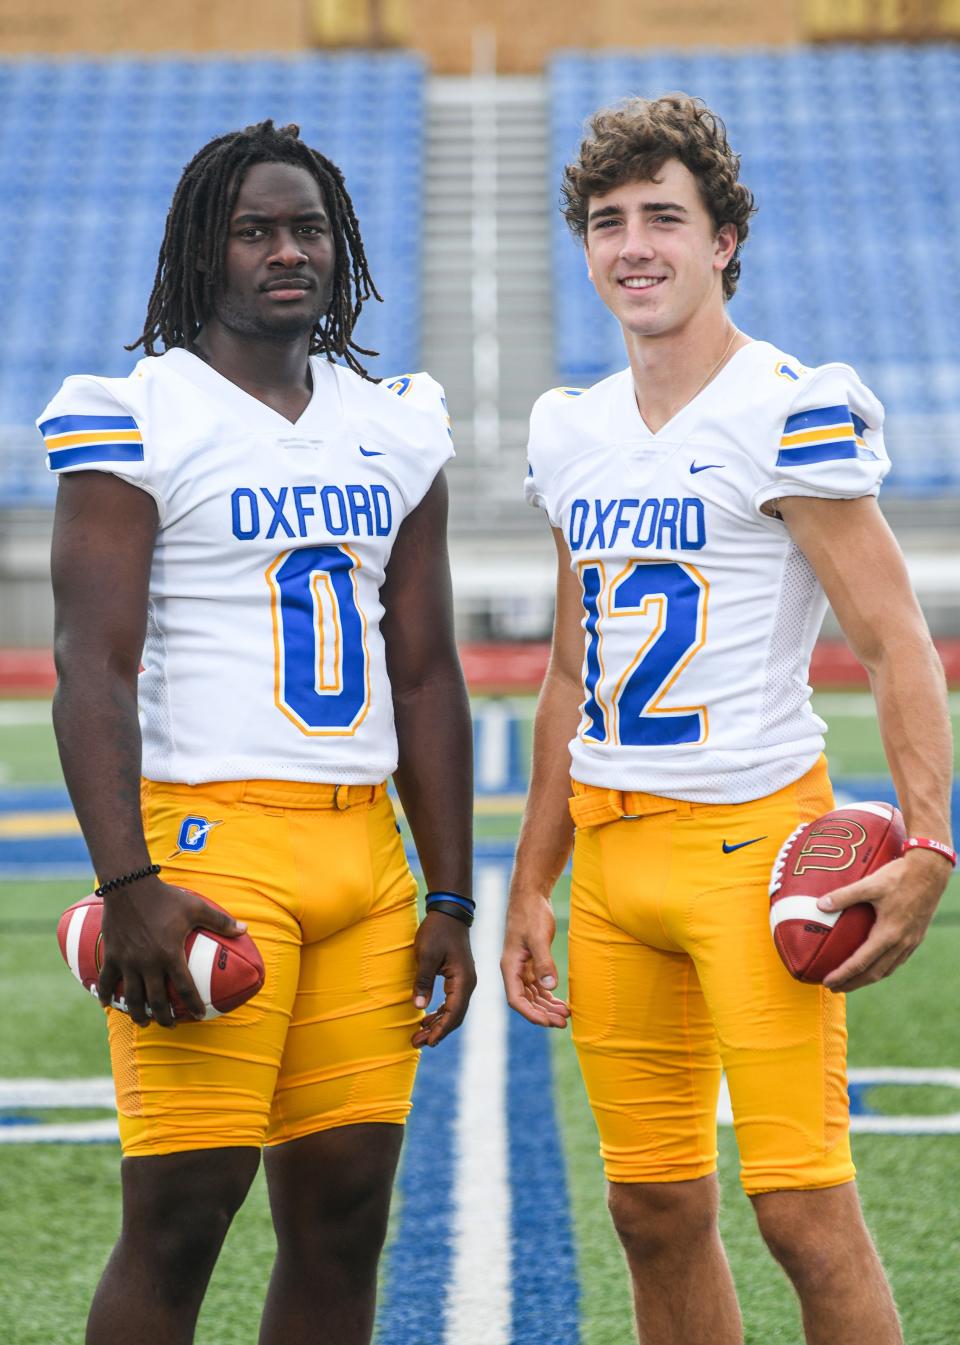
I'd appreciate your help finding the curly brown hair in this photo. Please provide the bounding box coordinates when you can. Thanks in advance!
[561,94,757,300]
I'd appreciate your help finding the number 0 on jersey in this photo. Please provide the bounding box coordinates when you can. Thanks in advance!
[267,544,372,735]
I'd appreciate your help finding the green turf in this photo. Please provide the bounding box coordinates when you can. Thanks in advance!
[0,1146,123,1345]
[0,881,107,1077]
[549,869,960,1345]
[864,1084,960,1116]
[0,1144,278,1345]
[0,702,62,785]
[813,693,960,775]
[2,695,959,1343]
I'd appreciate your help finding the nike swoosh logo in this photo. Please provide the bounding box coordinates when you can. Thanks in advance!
[722,836,767,853]
[359,445,385,457]
[690,461,724,474]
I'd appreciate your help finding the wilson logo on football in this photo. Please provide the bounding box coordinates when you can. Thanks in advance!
[792,819,868,876]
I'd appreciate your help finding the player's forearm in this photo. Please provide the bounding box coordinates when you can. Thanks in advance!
[52,655,151,880]
[510,666,581,902]
[392,666,474,900]
[866,634,954,844]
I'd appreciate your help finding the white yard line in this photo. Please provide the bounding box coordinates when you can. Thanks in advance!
[476,699,511,792]
[444,864,511,1344]
[0,1078,118,1144]
[0,701,52,727]
[0,1120,118,1143]
[717,1067,960,1134]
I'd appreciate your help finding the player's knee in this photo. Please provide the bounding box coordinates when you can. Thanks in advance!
[151,1213,232,1295]
[272,1153,396,1271]
[120,1151,257,1288]
[334,1187,392,1268]
[753,1194,846,1286]
[608,1179,718,1263]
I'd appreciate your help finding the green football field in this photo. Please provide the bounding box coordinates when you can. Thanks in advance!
[0,694,958,1344]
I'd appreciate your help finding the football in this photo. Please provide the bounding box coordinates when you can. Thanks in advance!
[769,802,906,983]
[56,892,265,1019]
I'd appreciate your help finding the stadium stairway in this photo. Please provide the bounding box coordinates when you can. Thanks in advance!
[422,75,607,639]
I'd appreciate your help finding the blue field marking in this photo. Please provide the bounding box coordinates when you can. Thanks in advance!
[0,785,72,811]
[848,1082,877,1116]
[0,840,91,869]
[508,1012,580,1344]
[830,777,901,807]
[377,1000,462,1341]
[473,702,529,795]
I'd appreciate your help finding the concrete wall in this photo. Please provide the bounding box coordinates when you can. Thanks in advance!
[0,0,306,55]
[7,0,958,67]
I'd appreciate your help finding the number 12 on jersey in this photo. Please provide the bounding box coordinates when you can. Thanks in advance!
[579,559,709,747]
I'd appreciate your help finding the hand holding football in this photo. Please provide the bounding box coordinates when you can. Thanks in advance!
[769,802,906,984]
[57,892,265,1019]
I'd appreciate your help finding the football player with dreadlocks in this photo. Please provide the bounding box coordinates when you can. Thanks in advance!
[40,121,475,1345]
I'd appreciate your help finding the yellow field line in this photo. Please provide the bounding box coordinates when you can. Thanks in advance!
[0,812,81,837]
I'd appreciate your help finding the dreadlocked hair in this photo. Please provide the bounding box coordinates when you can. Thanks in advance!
[128,119,382,378]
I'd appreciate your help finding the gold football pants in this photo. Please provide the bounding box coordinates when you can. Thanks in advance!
[568,758,854,1194]
[108,779,419,1157]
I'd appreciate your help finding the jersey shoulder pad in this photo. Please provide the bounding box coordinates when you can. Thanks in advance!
[380,370,449,431]
[37,372,145,475]
[529,371,621,446]
[338,367,453,509]
[380,370,445,409]
[776,360,884,470]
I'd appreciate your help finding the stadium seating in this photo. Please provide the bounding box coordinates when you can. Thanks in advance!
[0,52,425,504]
[548,45,960,492]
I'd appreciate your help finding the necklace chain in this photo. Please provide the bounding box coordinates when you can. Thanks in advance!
[633,325,742,429]
[688,324,740,403]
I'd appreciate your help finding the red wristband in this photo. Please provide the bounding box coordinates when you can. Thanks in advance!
[903,837,957,868]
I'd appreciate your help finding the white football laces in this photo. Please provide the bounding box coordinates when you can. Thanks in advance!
[768,822,807,897]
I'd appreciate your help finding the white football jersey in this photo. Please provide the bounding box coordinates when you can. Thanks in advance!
[40,350,453,785]
[525,340,889,803]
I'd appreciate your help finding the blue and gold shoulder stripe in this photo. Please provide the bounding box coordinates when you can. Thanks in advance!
[40,414,144,471]
[776,405,876,468]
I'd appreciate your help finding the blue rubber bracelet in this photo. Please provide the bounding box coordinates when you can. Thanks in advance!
[425,891,475,913]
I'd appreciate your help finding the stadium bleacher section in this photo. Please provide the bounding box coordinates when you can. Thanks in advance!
[3,45,959,505]
[0,52,425,505]
[549,45,960,492]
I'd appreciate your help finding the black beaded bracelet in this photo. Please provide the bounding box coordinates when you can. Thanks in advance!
[95,863,161,897]
[425,893,475,927]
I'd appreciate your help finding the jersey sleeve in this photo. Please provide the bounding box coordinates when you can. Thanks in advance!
[37,375,150,492]
[524,389,576,527]
[753,363,889,515]
[381,371,454,508]
[523,459,547,513]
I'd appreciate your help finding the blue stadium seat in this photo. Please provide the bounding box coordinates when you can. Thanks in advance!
[547,44,960,492]
[0,51,426,505]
